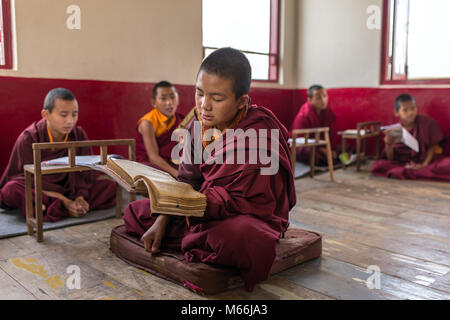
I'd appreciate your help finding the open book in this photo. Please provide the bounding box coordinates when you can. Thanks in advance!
[381,123,419,152]
[288,137,317,145]
[94,159,206,218]
[338,129,366,136]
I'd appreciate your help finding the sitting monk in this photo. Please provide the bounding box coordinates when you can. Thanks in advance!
[371,94,450,181]
[123,47,296,291]
[136,81,184,178]
[291,84,338,165]
[0,88,116,222]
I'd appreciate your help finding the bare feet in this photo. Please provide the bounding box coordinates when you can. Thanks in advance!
[63,196,89,218]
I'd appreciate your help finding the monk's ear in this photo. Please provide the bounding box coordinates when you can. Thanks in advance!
[237,94,249,110]
[41,109,49,120]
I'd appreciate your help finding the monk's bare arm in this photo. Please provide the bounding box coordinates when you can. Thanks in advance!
[422,145,437,167]
[384,134,395,161]
[138,120,178,177]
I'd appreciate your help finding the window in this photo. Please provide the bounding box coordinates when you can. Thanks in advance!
[0,0,13,69]
[202,0,279,82]
[382,0,450,84]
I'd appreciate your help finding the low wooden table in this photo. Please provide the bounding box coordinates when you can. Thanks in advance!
[24,139,136,242]
[290,127,334,182]
[339,121,381,171]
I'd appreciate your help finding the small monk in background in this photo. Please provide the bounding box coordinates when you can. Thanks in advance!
[0,88,116,222]
[135,81,185,178]
[291,84,338,166]
[371,94,450,181]
[123,48,296,292]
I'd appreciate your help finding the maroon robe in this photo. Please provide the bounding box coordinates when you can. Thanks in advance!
[0,118,116,222]
[291,102,337,166]
[123,105,297,291]
[135,112,183,171]
[371,114,450,181]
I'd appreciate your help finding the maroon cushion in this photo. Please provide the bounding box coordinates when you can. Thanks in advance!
[110,225,322,294]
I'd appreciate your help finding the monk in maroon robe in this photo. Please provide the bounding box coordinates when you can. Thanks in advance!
[136,81,184,178]
[123,48,296,291]
[291,85,338,166]
[371,94,450,182]
[0,88,116,222]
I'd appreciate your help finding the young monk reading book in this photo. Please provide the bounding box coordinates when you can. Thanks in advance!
[291,85,338,166]
[371,94,450,181]
[0,88,116,222]
[136,81,185,178]
[123,47,296,291]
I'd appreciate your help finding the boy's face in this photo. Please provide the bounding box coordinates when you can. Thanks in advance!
[42,98,79,136]
[195,70,248,131]
[396,100,417,126]
[153,86,179,118]
[308,88,328,111]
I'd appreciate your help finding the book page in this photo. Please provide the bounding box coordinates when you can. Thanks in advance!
[381,123,402,131]
[110,159,204,201]
[401,128,419,152]
[288,137,317,145]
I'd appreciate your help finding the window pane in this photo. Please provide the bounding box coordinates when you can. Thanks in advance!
[392,0,409,78]
[0,2,5,66]
[205,48,269,81]
[202,0,271,54]
[407,0,450,79]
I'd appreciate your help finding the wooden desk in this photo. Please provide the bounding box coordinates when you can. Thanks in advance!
[24,139,136,242]
[339,121,381,171]
[290,127,334,182]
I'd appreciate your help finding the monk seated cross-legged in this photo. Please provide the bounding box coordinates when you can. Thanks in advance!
[291,84,339,166]
[371,94,450,182]
[0,88,117,222]
[123,47,297,292]
[135,81,185,178]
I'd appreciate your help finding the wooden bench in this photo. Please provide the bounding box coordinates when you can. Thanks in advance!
[339,121,381,171]
[290,127,334,182]
[24,139,136,242]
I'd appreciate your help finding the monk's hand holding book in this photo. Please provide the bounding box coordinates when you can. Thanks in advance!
[384,133,396,146]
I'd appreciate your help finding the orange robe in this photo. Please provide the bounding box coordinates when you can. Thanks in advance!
[135,108,183,171]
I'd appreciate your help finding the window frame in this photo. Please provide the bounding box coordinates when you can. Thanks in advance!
[202,0,280,83]
[0,0,13,70]
[381,0,450,85]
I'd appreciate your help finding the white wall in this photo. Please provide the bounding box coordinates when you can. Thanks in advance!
[0,0,203,85]
[296,0,383,88]
[0,0,299,88]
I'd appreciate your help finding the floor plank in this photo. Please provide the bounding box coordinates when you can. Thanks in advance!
[0,266,36,299]
[0,167,448,299]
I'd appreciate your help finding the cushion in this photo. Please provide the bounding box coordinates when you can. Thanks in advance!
[110,224,322,294]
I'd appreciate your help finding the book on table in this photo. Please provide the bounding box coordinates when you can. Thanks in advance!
[42,154,122,166]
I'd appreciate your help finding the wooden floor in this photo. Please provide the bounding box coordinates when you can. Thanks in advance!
[1,163,449,300]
